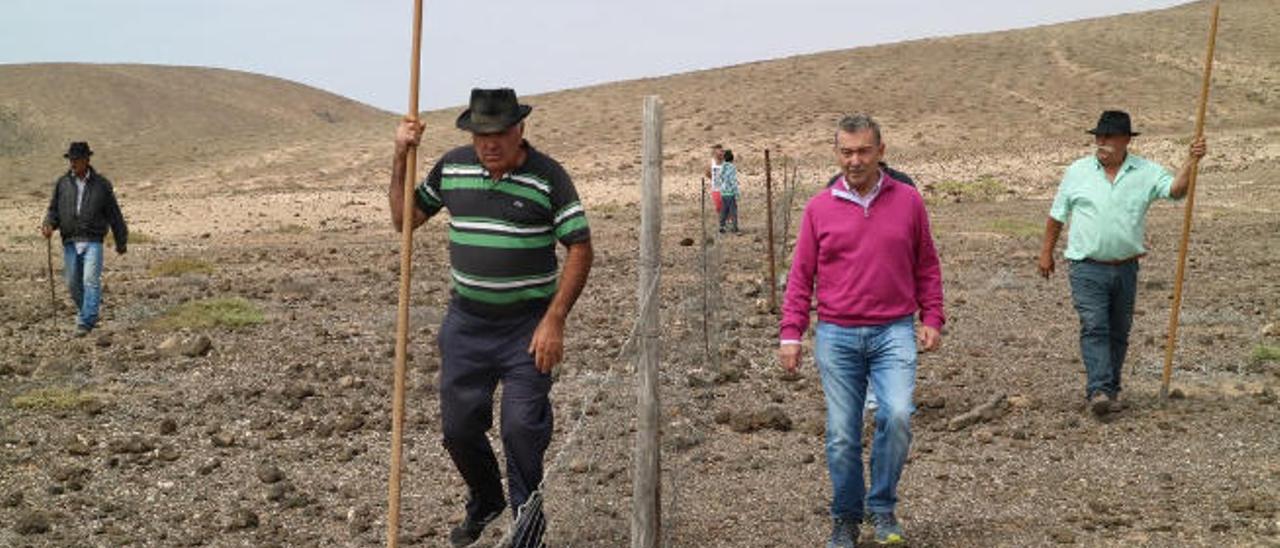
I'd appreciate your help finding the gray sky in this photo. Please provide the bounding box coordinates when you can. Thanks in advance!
[2,0,1190,113]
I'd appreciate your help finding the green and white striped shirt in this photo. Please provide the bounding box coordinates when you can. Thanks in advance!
[415,142,590,317]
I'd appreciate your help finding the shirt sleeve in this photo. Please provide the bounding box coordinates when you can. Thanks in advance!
[44,179,61,229]
[779,203,818,342]
[912,197,945,330]
[414,159,445,218]
[1048,169,1072,223]
[1151,163,1177,200]
[548,163,590,245]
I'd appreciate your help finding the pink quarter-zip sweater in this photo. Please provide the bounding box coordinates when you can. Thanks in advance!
[779,175,945,342]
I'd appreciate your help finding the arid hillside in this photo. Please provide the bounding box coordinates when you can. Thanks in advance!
[0,63,391,200]
[4,0,1276,205]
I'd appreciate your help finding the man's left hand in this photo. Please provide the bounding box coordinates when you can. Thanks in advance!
[528,315,566,373]
[917,325,941,352]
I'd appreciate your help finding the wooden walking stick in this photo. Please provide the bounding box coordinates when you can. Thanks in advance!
[764,149,776,314]
[700,177,710,361]
[46,235,57,323]
[387,0,424,545]
[1161,0,1220,400]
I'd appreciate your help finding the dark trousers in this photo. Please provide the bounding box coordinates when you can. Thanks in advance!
[719,194,739,231]
[1068,260,1139,399]
[438,300,553,521]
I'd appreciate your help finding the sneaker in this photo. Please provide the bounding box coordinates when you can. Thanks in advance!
[1088,392,1111,416]
[450,508,504,547]
[73,325,92,338]
[826,515,859,548]
[1106,392,1127,411]
[871,512,906,545]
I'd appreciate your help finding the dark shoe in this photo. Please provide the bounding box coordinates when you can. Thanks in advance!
[826,515,859,548]
[73,325,91,338]
[718,227,726,233]
[871,512,906,545]
[450,508,504,547]
[1106,392,1127,411]
[1088,393,1112,416]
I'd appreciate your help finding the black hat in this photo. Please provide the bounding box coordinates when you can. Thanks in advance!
[64,141,93,159]
[1086,110,1141,137]
[455,88,532,134]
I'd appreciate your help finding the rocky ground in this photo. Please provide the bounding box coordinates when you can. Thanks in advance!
[1,157,1278,547]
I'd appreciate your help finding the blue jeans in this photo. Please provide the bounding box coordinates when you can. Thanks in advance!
[63,241,104,329]
[718,194,739,231]
[814,316,917,519]
[1068,260,1138,399]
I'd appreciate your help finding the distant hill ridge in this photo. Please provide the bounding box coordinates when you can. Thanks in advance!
[2,0,1275,200]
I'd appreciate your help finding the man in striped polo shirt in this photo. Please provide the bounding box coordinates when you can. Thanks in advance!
[390,88,593,547]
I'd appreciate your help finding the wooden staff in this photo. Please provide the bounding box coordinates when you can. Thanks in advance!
[387,0,424,545]
[764,149,777,314]
[700,177,710,361]
[46,236,57,324]
[1161,0,1220,400]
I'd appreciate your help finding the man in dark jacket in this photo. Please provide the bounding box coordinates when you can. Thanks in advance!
[41,141,128,336]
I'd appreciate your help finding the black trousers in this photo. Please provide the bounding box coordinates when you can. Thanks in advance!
[438,300,553,522]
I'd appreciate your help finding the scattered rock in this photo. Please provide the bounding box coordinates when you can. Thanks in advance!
[727,406,793,433]
[210,432,236,448]
[13,510,50,535]
[159,418,178,435]
[919,395,947,409]
[256,463,285,484]
[108,435,155,455]
[66,438,92,456]
[226,508,259,531]
[3,491,23,508]
[197,459,222,475]
[678,237,694,247]
[1169,388,1186,400]
[1050,528,1076,544]
[158,335,213,358]
[157,446,181,462]
[973,428,995,444]
[947,394,1007,431]
[95,333,113,348]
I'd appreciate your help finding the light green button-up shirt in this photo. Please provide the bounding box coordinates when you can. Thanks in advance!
[1049,153,1178,261]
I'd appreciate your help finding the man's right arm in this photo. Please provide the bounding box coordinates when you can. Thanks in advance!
[1038,218,1064,278]
[389,118,430,232]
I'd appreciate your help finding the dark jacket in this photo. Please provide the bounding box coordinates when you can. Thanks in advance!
[826,162,916,188]
[44,168,128,251]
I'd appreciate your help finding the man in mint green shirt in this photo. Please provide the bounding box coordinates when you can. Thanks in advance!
[1038,110,1206,415]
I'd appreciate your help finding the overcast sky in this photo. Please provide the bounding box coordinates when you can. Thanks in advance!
[3,0,1190,112]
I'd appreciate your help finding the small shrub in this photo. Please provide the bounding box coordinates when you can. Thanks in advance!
[990,218,1042,238]
[11,387,100,410]
[148,257,213,277]
[1252,345,1280,364]
[930,178,1007,202]
[149,297,265,330]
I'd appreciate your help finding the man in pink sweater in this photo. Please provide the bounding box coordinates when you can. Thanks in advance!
[778,114,944,548]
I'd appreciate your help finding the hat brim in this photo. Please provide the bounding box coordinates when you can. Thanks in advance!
[1085,129,1140,137]
[63,152,92,159]
[456,105,532,134]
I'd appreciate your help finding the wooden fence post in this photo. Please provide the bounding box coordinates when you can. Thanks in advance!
[632,95,663,548]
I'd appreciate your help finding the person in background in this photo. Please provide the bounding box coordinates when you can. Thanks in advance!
[716,149,740,233]
[42,141,128,337]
